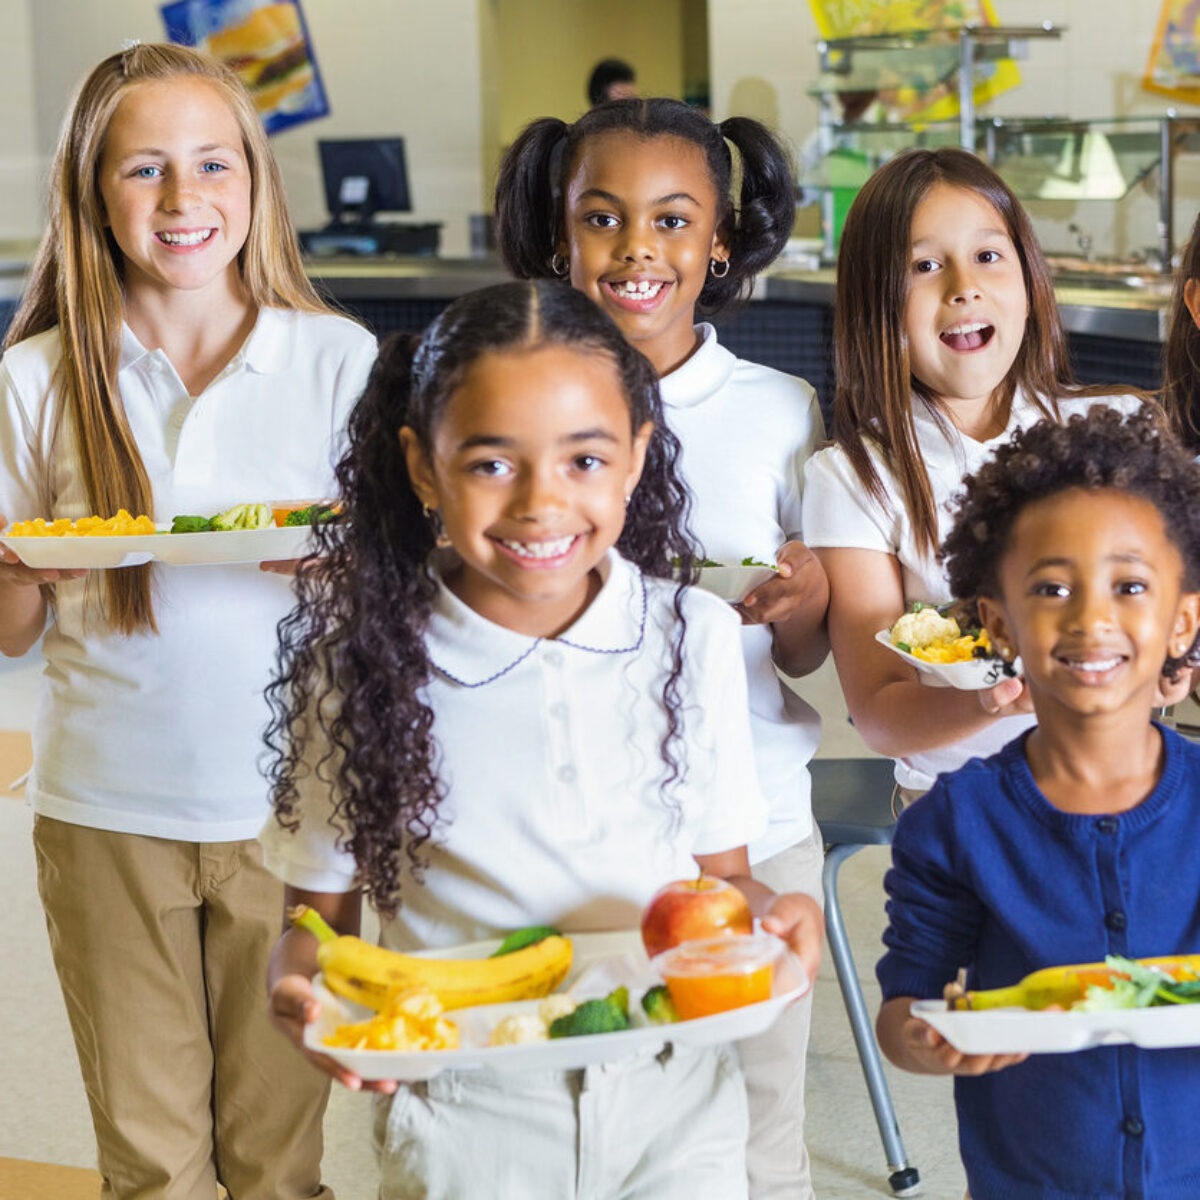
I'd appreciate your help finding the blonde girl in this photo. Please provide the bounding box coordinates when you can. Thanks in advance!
[0,43,375,1198]
[802,147,1144,799]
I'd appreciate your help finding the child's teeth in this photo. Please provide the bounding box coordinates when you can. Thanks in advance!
[159,230,213,246]
[502,536,575,559]
[945,322,987,335]
[614,280,663,297]
[1068,658,1120,671]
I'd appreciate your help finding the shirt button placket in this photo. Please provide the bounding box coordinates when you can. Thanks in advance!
[542,646,583,829]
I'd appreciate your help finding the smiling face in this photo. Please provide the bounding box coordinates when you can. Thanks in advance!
[97,77,251,304]
[401,343,652,638]
[979,488,1200,725]
[560,131,727,377]
[904,183,1029,430]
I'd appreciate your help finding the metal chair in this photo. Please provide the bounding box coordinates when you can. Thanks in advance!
[811,757,921,1197]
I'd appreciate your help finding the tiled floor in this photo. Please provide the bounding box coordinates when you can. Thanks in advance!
[0,654,967,1199]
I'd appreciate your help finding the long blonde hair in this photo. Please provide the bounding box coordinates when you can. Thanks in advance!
[5,42,332,634]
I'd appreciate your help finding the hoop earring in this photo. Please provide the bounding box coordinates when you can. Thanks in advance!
[422,503,451,548]
[709,257,730,278]
[550,253,569,277]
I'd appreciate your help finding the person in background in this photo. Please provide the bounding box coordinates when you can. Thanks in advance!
[802,147,1149,808]
[878,405,1200,1199]
[0,42,376,1198]
[262,281,823,1200]
[587,57,637,106]
[494,98,827,1200]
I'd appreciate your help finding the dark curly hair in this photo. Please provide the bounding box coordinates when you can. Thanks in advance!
[265,281,698,916]
[941,404,1200,678]
[494,97,795,314]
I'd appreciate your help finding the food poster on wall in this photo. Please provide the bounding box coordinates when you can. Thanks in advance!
[806,0,1020,124]
[160,0,329,134]
[1143,0,1200,104]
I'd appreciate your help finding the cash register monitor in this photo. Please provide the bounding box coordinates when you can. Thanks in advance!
[318,137,411,226]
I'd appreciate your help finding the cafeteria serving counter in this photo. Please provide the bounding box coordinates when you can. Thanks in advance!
[305,257,1171,421]
[0,255,1171,419]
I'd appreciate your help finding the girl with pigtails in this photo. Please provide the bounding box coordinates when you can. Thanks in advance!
[494,99,829,1200]
[263,281,823,1199]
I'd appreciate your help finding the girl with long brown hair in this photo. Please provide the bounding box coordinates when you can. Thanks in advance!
[802,148,1146,800]
[0,43,375,1197]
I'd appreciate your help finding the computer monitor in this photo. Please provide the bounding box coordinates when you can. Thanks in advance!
[318,137,411,225]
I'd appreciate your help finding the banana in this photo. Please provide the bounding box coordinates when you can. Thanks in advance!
[949,953,1200,1011]
[291,906,573,1012]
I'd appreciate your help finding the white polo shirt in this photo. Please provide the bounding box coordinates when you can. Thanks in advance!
[659,324,824,861]
[260,551,769,950]
[0,307,377,840]
[802,390,1143,790]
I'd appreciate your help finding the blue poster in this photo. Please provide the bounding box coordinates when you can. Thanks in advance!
[160,0,329,135]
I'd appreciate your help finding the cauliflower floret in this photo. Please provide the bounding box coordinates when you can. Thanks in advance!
[487,994,579,1046]
[538,995,578,1024]
[890,607,960,650]
[487,1012,552,1046]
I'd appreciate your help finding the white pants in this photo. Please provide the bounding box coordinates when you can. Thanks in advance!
[739,824,825,1200]
[373,1043,748,1200]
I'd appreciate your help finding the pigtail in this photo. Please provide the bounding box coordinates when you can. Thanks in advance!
[700,116,795,312]
[266,332,443,918]
[495,117,571,280]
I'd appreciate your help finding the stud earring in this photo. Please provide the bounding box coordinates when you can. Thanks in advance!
[709,257,730,278]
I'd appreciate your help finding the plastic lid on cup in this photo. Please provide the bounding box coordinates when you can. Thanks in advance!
[651,932,786,978]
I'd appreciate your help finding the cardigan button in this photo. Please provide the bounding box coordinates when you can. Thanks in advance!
[1096,817,1118,834]
[1122,1116,1144,1137]
[1105,909,1127,932]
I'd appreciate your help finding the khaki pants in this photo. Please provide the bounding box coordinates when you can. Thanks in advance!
[739,823,825,1200]
[34,817,333,1200]
[373,1043,749,1200]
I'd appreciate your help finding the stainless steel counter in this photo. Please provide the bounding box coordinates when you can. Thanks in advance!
[305,256,1174,345]
[0,254,1175,347]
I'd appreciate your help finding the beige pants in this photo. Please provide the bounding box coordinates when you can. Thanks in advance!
[739,823,825,1200]
[34,817,333,1200]
[373,1043,749,1199]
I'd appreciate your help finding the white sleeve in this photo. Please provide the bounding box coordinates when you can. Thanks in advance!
[258,693,361,894]
[781,382,825,542]
[0,356,49,524]
[801,444,901,554]
[324,322,378,478]
[685,593,770,856]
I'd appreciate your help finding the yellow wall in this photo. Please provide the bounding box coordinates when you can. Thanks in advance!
[495,0,685,144]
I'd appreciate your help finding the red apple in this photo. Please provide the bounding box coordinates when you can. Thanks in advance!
[641,874,753,959]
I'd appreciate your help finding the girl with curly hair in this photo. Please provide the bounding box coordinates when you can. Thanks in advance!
[802,147,1148,804]
[877,405,1200,1198]
[495,98,828,1198]
[261,281,822,1200]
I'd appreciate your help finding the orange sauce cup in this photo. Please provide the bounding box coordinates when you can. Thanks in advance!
[654,934,784,1020]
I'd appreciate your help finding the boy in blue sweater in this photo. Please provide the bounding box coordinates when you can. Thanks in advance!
[875,406,1200,1199]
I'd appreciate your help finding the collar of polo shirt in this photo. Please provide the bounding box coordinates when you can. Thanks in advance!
[426,549,649,688]
[117,308,292,378]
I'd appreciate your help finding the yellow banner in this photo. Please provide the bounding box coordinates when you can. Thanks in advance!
[808,0,1021,122]
[1142,0,1200,104]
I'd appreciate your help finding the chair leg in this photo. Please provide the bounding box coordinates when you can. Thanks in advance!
[823,842,922,1197]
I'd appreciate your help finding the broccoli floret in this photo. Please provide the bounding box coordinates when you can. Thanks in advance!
[548,987,630,1038]
[170,515,213,534]
[284,503,336,527]
[211,503,272,531]
[640,984,680,1025]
